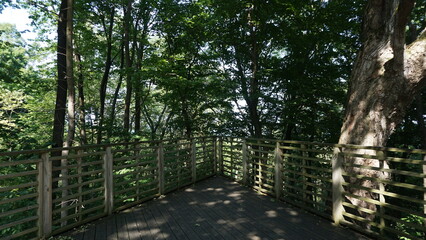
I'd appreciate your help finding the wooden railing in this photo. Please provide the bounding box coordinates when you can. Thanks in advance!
[2,136,426,240]
[219,137,426,240]
[0,137,216,240]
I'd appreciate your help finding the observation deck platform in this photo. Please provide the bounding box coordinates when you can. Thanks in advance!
[64,176,368,240]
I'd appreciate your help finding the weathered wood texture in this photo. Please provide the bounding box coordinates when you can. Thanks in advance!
[64,177,368,240]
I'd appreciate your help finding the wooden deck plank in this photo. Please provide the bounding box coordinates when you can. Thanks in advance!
[105,215,118,240]
[150,204,177,240]
[172,191,225,240]
[151,204,188,240]
[94,218,108,240]
[130,208,155,240]
[61,176,369,240]
[163,193,212,239]
[115,211,130,240]
[181,185,276,239]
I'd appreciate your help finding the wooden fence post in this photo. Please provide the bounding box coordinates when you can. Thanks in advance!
[191,139,197,183]
[377,150,387,235]
[274,142,283,200]
[104,146,114,215]
[242,139,249,185]
[301,144,308,202]
[332,147,344,226]
[39,152,52,238]
[157,142,165,195]
[213,137,217,175]
[219,137,224,175]
[76,149,83,222]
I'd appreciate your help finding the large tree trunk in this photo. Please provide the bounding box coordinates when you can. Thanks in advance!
[52,0,68,150]
[339,0,426,223]
[65,0,75,148]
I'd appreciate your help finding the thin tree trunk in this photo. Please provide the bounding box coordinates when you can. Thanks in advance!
[97,9,115,144]
[108,46,124,138]
[123,0,134,134]
[75,53,87,145]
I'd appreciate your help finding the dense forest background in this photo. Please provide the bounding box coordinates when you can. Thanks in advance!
[0,0,425,152]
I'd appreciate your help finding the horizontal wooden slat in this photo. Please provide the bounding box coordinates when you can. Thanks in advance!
[280,194,331,220]
[279,145,332,155]
[284,161,332,173]
[282,190,331,211]
[114,181,158,196]
[283,169,332,183]
[53,169,103,182]
[51,212,107,236]
[0,158,40,167]
[342,212,381,228]
[52,196,104,214]
[52,160,103,171]
[342,172,426,192]
[0,192,38,205]
[0,170,38,180]
[282,153,331,164]
[343,182,426,205]
[53,187,104,204]
[53,205,105,225]
[6,226,39,239]
[345,163,426,178]
[52,178,104,193]
[0,215,38,231]
[0,204,38,218]
[114,188,158,205]
[0,181,38,193]
[344,192,426,218]
[50,151,105,161]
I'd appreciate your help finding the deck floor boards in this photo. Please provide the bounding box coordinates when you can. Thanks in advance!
[65,176,369,240]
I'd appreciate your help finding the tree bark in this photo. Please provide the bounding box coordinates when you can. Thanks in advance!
[123,0,134,134]
[75,53,87,145]
[52,0,68,150]
[65,0,75,148]
[108,46,124,138]
[338,0,426,223]
[97,8,115,144]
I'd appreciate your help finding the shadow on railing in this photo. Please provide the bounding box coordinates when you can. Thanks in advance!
[219,137,426,240]
[0,137,217,239]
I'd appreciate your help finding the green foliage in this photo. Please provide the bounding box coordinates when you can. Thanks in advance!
[396,214,425,240]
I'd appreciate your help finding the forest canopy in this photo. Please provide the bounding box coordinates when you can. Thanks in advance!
[0,0,425,151]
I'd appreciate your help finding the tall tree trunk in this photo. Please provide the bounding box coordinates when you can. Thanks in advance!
[52,0,68,150]
[108,46,124,138]
[338,0,425,224]
[97,9,115,144]
[75,53,87,145]
[123,0,134,134]
[248,3,261,138]
[65,0,75,148]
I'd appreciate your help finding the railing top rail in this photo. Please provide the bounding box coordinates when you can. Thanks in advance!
[226,137,426,155]
[2,135,426,157]
[0,136,219,157]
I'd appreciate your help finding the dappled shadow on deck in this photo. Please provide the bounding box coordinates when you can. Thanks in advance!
[65,176,368,240]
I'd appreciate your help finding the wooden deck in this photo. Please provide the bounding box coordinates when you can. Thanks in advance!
[65,176,369,240]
